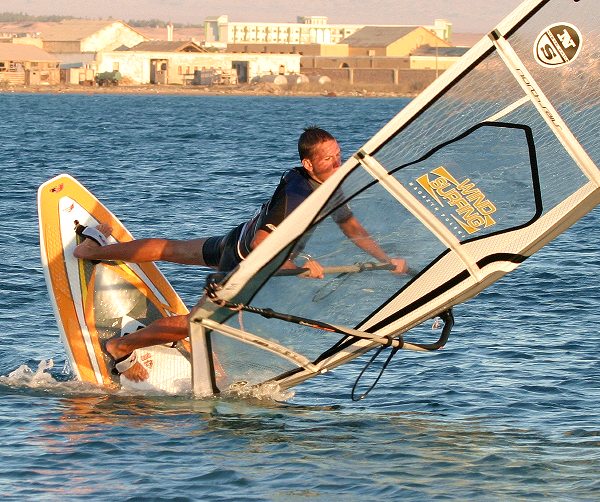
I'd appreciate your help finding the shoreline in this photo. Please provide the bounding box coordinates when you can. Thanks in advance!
[0,82,417,98]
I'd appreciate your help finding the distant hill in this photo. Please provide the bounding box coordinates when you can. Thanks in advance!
[0,12,76,23]
[0,11,201,28]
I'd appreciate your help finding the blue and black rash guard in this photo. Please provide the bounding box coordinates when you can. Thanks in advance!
[236,166,352,260]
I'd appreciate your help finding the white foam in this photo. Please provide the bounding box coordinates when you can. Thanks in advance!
[0,359,106,395]
[224,380,295,401]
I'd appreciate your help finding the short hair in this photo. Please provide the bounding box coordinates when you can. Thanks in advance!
[298,126,335,162]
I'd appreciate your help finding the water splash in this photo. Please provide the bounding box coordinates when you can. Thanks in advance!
[0,359,106,395]
[3,359,56,386]
[224,380,295,402]
[0,360,294,402]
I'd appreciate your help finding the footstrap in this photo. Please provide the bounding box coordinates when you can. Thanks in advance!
[74,221,108,246]
[112,351,137,375]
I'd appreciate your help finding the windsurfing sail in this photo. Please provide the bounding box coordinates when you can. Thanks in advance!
[189,0,600,397]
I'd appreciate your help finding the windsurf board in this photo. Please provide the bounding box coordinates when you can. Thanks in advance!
[38,174,192,394]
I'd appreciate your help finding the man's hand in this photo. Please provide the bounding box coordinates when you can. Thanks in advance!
[299,258,324,279]
[389,257,409,274]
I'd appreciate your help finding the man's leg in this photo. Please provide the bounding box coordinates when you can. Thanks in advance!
[73,223,210,265]
[106,314,190,382]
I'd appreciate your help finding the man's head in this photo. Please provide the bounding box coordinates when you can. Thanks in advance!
[298,126,342,184]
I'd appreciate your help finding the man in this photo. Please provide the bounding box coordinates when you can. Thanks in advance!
[75,127,407,382]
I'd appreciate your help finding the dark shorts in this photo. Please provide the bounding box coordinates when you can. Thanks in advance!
[202,223,245,272]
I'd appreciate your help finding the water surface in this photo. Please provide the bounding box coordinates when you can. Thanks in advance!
[0,93,598,500]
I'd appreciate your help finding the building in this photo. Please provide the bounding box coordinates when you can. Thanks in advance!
[39,20,147,53]
[0,44,60,85]
[41,20,148,67]
[97,42,301,85]
[204,15,452,46]
[341,26,451,57]
[0,20,148,66]
[204,15,358,46]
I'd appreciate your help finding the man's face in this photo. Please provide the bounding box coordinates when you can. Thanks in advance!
[303,139,342,183]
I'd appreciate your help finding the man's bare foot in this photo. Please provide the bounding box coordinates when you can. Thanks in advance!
[105,337,149,383]
[73,223,112,260]
[118,360,149,383]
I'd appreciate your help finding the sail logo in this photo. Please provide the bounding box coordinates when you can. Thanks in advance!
[534,23,582,68]
[416,166,496,235]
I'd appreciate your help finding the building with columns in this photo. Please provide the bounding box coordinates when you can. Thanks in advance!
[204,15,452,47]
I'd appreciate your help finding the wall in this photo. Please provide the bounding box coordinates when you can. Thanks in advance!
[61,67,95,84]
[0,71,25,84]
[7,37,44,48]
[43,41,81,53]
[410,55,461,71]
[81,22,146,52]
[25,66,60,85]
[54,53,97,66]
[226,43,348,57]
[302,67,439,91]
[301,56,410,70]
[97,51,301,84]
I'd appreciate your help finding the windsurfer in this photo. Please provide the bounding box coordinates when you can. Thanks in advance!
[74,126,408,381]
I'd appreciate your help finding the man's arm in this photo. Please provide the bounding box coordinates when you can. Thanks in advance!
[337,216,407,273]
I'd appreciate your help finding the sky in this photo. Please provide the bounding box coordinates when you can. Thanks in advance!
[4,0,525,33]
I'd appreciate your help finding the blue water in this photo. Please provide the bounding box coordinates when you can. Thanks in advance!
[0,93,598,500]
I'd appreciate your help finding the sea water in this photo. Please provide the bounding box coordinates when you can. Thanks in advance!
[0,93,598,500]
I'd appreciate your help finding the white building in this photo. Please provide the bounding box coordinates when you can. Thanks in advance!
[97,45,301,85]
[204,15,452,47]
[0,19,148,66]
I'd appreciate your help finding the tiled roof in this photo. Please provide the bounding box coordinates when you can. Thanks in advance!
[340,26,417,47]
[0,43,59,61]
[128,41,207,52]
